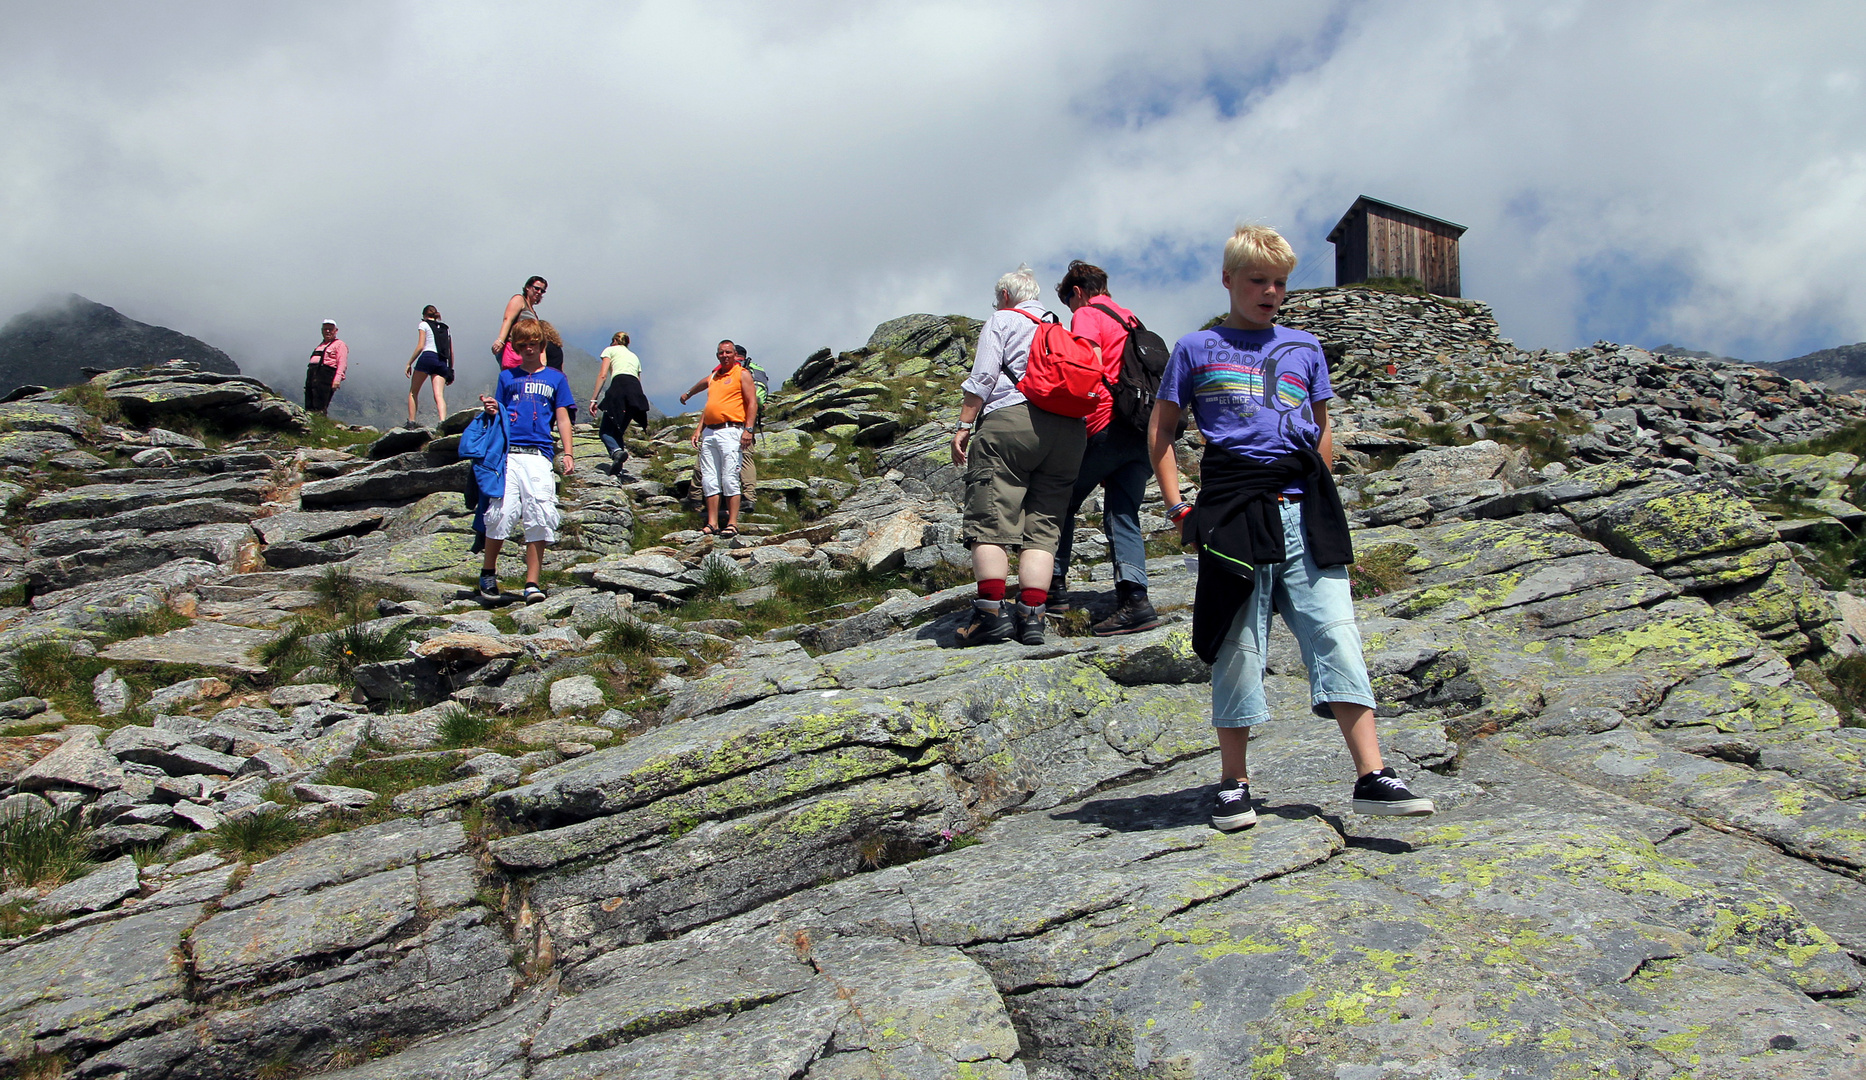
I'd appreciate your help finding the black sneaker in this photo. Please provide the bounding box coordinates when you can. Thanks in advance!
[522,582,547,605]
[1211,778,1257,831]
[1351,767,1436,816]
[1092,584,1162,637]
[1045,576,1071,614]
[477,572,501,602]
[954,601,1013,647]
[1014,602,1046,645]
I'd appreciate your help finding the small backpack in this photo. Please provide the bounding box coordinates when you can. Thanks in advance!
[427,319,456,385]
[743,360,770,405]
[1002,310,1104,419]
[1089,303,1170,433]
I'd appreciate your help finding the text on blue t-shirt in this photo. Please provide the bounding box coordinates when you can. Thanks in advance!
[1158,324,1331,468]
[498,366,576,449]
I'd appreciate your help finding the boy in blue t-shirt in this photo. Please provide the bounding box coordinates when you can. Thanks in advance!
[477,318,576,605]
[1149,225,1434,830]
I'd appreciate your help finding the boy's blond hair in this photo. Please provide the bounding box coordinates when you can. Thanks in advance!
[1223,224,1298,275]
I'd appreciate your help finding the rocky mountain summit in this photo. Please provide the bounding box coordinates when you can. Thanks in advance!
[0,296,239,398]
[0,289,1863,1078]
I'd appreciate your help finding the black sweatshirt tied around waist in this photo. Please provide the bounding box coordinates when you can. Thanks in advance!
[1188,445,1355,665]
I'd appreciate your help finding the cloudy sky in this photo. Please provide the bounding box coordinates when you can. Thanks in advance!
[3,0,1863,411]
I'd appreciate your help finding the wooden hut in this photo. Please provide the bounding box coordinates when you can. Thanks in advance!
[1326,196,1467,297]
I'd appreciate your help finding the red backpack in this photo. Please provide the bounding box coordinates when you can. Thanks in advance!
[999,309,1105,419]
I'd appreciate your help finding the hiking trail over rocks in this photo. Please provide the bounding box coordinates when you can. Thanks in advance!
[0,292,1862,1078]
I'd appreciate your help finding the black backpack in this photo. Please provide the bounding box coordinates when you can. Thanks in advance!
[427,319,456,384]
[1090,303,1171,433]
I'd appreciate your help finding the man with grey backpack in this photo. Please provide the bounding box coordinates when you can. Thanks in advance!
[1048,260,1172,636]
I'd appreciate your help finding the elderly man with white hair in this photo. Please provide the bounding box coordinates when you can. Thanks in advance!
[949,265,1089,647]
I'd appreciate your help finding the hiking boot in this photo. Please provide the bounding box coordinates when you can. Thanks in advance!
[1045,576,1071,614]
[1351,767,1435,816]
[1211,778,1257,831]
[1092,583,1162,636]
[1014,602,1047,645]
[522,582,548,605]
[954,600,1013,647]
[477,572,501,603]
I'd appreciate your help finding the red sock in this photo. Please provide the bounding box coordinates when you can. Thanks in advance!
[977,579,1006,602]
[1021,587,1047,608]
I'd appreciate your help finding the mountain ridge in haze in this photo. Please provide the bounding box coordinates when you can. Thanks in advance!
[0,294,239,394]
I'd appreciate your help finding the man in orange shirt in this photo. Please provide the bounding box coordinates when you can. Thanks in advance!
[679,340,759,538]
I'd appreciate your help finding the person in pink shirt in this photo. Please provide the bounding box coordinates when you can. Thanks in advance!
[306,319,348,414]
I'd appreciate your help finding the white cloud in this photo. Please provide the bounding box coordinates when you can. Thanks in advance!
[1,0,1862,413]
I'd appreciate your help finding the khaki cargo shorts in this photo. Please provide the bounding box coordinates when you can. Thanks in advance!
[961,401,1087,553]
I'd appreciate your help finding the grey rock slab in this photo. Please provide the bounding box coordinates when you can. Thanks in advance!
[14,730,125,792]
[191,864,420,985]
[91,668,129,716]
[0,902,200,1064]
[117,739,250,777]
[24,473,267,522]
[293,782,379,809]
[0,400,92,436]
[548,674,605,716]
[299,456,471,508]
[168,800,222,830]
[809,935,1021,1072]
[85,909,513,1079]
[222,817,467,909]
[532,934,815,1060]
[488,743,916,871]
[1507,726,1866,872]
[307,982,553,1080]
[528,776,941,961]
[489,690,941,828]
[270,681,342,706]
[98,621,277,676]
[391,776,494,815]
[1073,620,1211,685]
[35,854,139,915]
[144,675,231,713]
[528,980,846,1080]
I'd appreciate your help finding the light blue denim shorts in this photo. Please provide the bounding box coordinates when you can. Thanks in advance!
[1210,499,1376,727]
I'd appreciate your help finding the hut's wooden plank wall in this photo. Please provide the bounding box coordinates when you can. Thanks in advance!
[1328,196,1465,297]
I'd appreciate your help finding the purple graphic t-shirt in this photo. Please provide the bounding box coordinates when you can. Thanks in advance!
[1159,323,1331,491]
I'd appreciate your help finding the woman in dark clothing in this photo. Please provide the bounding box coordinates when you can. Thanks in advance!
[592,331,650,475]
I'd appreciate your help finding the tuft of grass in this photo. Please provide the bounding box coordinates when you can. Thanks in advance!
[15,1051,69,1080]
[53,381,122,425]
[1823,654,1866,727]
[588,614,655,656]
[320,753,458,801]
[437,704,494,749]
[1356,275,1433,296]
[1350,543,1416,599]
[101,607,192,643]
[260,618,318,682]
[211,810,304,860]
[0,807,94,888]
[9,641,83,700]
[696,556,744,599]
[318,621,415,687]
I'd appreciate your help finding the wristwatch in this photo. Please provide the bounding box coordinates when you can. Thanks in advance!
[955,420,974,431]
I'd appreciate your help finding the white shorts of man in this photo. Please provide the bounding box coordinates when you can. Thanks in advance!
[698,425,744,499]
[485,452,561,543]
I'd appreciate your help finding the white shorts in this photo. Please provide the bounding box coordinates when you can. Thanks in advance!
[485,451,560,543]
[699,425,744,498]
